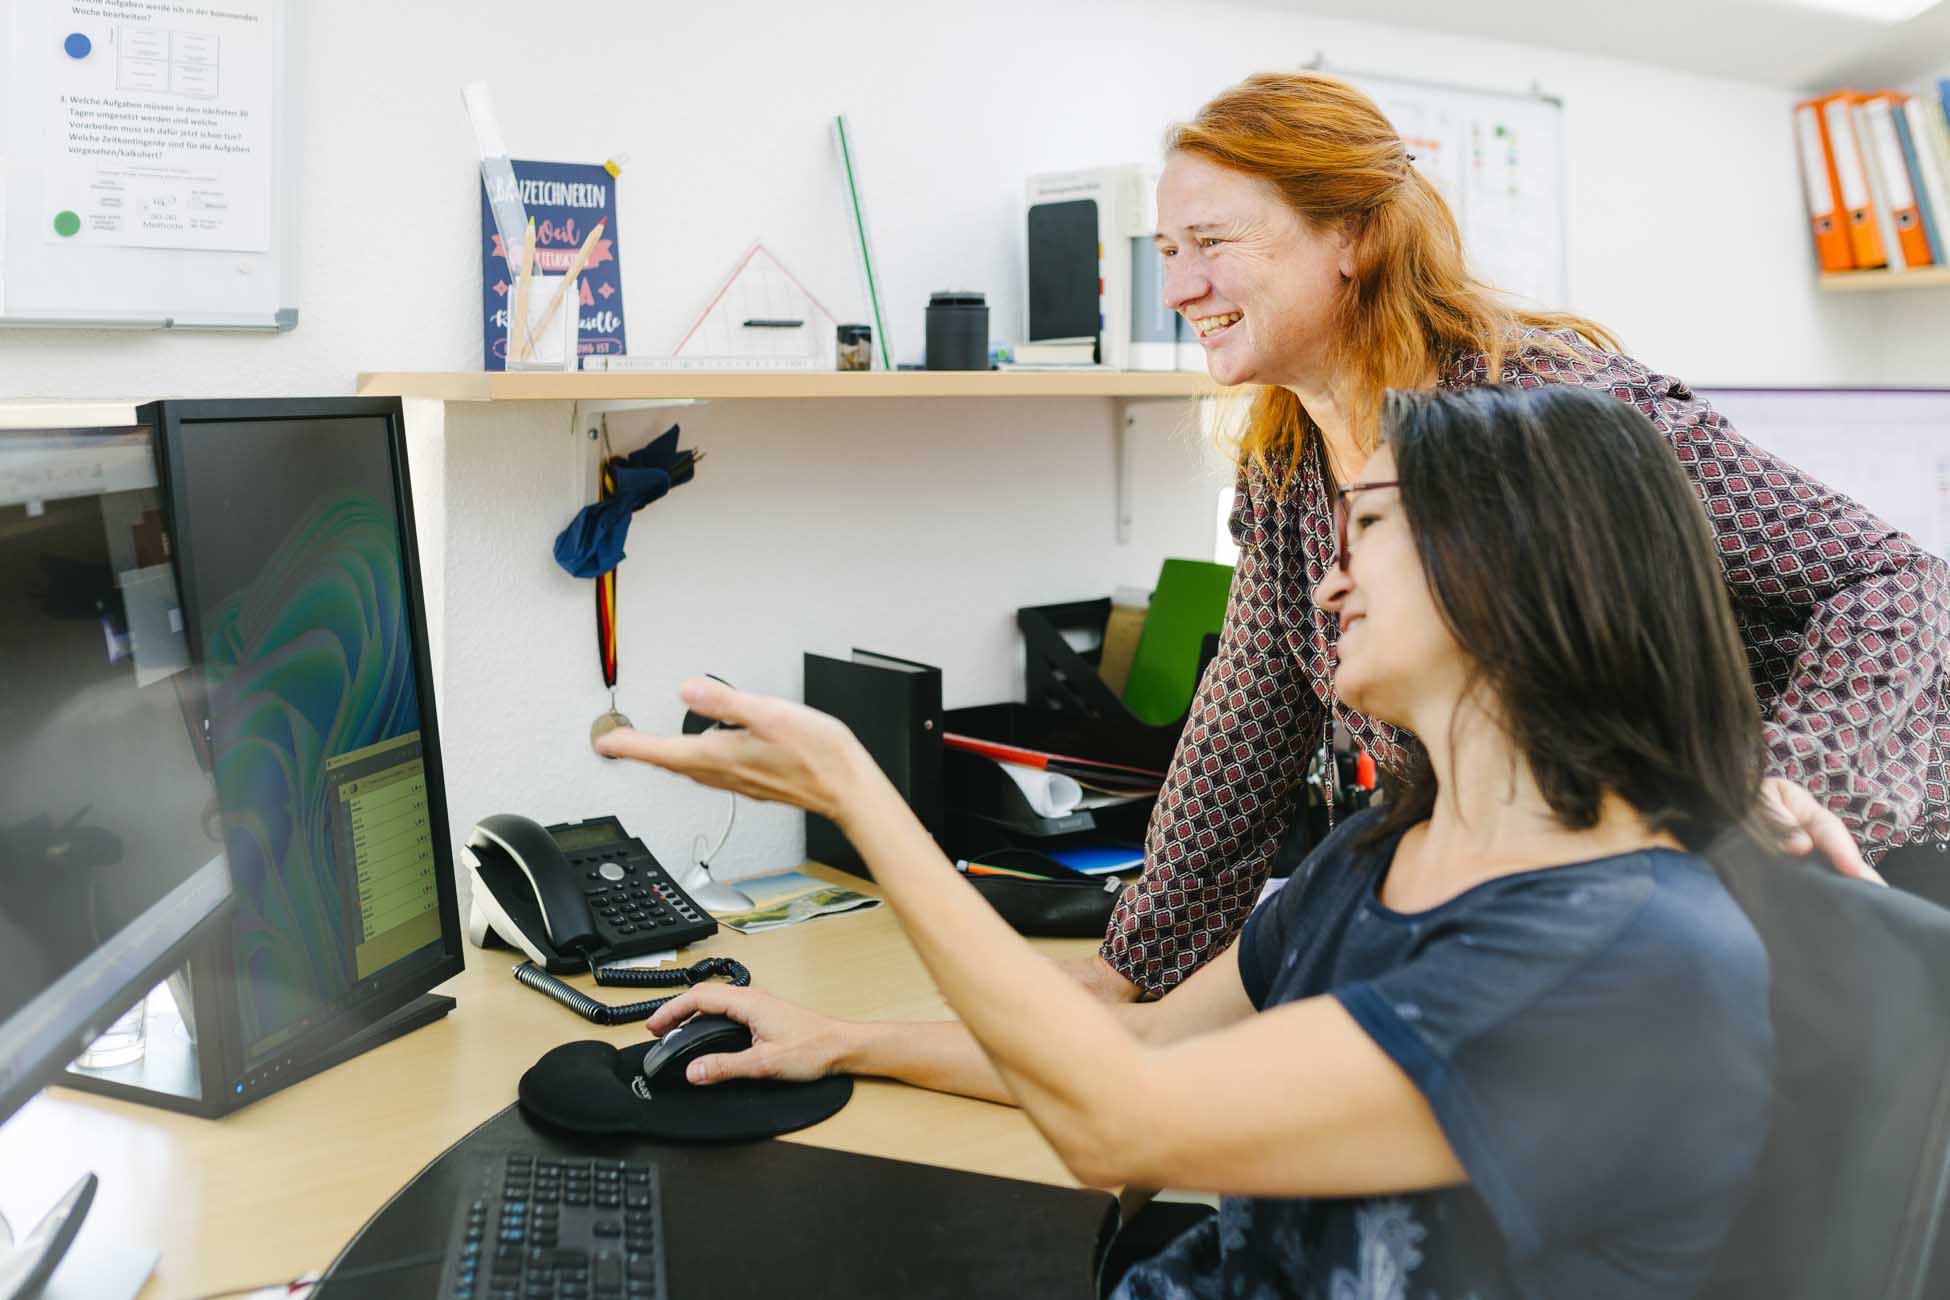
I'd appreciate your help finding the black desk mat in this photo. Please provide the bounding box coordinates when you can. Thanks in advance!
[314,1102,1117,1298]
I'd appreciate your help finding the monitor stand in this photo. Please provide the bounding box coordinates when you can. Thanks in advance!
[280,993,458,1094]
[62,985,456,1118]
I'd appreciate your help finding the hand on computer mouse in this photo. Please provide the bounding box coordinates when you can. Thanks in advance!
[640,1013,752,1087]
[644,984,852,1086]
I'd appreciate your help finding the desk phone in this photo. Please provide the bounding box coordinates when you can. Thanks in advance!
[463,814,717,973]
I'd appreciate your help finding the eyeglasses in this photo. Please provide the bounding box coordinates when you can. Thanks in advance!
[1333,479,1399,574]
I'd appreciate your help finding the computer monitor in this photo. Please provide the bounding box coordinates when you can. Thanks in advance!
[57,397,466,1117]
[0,422,235,1295]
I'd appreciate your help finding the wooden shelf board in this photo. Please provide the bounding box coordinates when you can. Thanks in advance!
[1819,266,1950,292]
[355,369,1233,401]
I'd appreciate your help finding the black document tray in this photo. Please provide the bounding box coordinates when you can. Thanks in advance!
[943,700,1178,784]
[1015,598,1215,773]
[939,702,1160,866]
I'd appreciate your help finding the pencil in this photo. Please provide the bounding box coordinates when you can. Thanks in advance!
[520,218,606,362]
[510,217,536,363]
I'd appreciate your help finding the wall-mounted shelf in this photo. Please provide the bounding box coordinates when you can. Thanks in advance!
[1819,267,1950,292]
[355,370,1232,402]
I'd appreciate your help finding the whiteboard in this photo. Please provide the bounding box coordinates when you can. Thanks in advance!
[0,0,297,329]
[1702,388,1950,562]
[1335,65,1566,310]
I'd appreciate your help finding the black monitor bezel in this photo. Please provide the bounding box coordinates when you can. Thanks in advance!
[144,397,465,1092]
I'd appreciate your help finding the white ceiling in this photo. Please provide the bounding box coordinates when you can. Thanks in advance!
[1233,0,1950,91]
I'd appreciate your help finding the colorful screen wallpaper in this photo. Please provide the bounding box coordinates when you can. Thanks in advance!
[178,419,439,1064]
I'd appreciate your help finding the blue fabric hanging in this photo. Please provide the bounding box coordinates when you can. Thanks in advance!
[552,425,697,579]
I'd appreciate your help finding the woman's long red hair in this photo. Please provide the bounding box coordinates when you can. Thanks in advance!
[1169,72,1619,487]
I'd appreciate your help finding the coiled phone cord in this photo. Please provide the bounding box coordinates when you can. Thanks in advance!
[512,956,752,1026]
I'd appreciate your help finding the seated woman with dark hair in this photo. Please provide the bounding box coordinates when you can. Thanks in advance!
[598,383,1776,1299]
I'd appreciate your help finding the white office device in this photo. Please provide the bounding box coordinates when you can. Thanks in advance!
[1023,165,1152,371]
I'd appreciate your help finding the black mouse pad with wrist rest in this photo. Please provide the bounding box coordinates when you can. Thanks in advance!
[519,1038,854,1141]
[313,1099,1116,1299]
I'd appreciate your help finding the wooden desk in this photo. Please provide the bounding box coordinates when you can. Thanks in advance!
[0,872,1099,1299]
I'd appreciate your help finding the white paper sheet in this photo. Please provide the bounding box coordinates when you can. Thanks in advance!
[38,0,274,252]
[997,761,1083,818]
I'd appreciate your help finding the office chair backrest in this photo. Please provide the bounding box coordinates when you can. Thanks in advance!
[1702,841,1950,1300]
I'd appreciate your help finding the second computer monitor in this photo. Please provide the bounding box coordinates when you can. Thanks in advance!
[0,423,233,1130]
[70,397,467,1113]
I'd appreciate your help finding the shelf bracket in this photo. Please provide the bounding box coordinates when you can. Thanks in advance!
[571,397,703,445]
[571,399,706,503]
[1115,399,1138,545]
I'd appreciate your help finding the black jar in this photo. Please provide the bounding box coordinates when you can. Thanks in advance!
[925,292,989,371]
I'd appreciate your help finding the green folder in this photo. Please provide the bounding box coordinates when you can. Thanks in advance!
[1120,558,1235,726]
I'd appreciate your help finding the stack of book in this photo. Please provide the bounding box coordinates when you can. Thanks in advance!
[1007,338,1098,367]
[1793,81,1950,275]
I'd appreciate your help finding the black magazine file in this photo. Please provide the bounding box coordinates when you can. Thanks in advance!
[799,601,1216,884]
[803,651,943,880]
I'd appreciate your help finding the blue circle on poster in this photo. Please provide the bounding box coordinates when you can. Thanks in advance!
[64,32,92,58]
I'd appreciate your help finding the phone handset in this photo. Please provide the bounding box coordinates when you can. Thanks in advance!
[466,814,600,961]
[462,811,720,973]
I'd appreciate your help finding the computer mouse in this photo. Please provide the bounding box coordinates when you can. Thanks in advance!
[640,1013,753,1086]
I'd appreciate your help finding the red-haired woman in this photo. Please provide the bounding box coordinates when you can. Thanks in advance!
[1078,71,1949,1001]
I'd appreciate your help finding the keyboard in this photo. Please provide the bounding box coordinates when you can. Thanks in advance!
[435,1149,669,1300]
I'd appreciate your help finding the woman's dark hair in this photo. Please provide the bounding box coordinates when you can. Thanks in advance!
[1364,384,1768,851]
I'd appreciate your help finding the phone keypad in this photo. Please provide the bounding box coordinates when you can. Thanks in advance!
[558,840,714,953]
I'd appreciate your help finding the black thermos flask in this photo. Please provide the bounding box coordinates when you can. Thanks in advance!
[925,292,989,370]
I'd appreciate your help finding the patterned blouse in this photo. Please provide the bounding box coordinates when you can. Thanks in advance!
[1101,328,1950,996]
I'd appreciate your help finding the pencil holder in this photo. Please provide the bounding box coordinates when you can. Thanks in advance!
[506,273,580,371]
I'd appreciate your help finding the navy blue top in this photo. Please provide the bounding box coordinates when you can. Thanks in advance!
[1113,811,1774,1300]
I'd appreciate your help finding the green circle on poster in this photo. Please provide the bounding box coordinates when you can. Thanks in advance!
[52,211,81,237]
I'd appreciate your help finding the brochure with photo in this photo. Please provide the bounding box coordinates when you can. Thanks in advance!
[715,871,881,935]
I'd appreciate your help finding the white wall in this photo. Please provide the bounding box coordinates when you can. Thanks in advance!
[1865,257,1950,385]
[1875,62,1950,383]
[5,0,1947,883]
[2,0,1939,396]
[433,395,1223,884]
